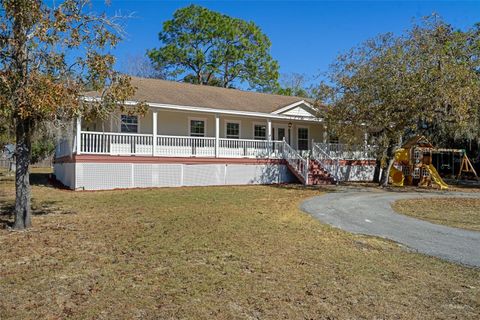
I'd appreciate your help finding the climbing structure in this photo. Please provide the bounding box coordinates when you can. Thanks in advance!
[389,136,449,189]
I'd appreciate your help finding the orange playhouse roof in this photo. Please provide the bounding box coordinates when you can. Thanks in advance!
[402,136,433,149]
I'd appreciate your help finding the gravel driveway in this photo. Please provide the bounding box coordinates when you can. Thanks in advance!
[301,188,480,267]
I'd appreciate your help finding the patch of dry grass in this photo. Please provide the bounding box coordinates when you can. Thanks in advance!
[0,169,479,319]
[392,197,480,232]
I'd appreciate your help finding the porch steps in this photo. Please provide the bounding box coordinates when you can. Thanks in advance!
[307,159,335,185]
[285,159,335,185]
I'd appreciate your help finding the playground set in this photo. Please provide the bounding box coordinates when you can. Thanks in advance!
[389,136,478,190]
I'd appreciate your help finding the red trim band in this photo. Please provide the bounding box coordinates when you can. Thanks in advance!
[54,154,376,166]
[55,154,286,165]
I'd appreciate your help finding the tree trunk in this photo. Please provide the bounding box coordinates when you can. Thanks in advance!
[379,137,402,188]
[13,119,32,230]
[379,156,395,187]
[373,159,382,183]
[11,1,32,229]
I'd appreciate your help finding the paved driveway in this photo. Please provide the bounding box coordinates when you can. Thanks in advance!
[301,188,480,267]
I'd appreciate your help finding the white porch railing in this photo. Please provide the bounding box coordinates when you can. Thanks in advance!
[282,140,309,184]
[219,138,284,158]
[315,142,376,160]
[80,131,154,155]
[312,143,340,182]
[77,131,285,159]
[157,135,216,157]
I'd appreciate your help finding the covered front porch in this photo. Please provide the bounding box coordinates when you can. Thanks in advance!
[77,131,286,159]
[64,107,328,159]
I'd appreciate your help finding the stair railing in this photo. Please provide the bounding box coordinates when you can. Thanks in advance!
[312,142,340,183]
[281,139,309,185]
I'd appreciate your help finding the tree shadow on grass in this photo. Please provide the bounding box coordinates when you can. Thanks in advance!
[0,198,74,229]
[2,170,51,185]
[31,172,71,190]
[268,184,334,192]
[0,200,14,228]
[30,172,51,187]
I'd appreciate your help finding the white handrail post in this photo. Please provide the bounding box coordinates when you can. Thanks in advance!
[152,111,157,156]
[215,114,220,158]
[335,158,340,185]
[305,158,309,185]
[267,119,272,142]
[76,116,82,155]
[267,118,272,158]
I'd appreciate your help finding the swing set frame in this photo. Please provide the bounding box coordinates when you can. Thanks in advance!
[432,148,479,180]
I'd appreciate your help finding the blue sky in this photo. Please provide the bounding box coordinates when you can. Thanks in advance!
[96,1,480,82]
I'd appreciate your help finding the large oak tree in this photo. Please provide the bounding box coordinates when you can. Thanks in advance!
[316,16,480,186]
[0,0,144,229]
[147,5,279,90]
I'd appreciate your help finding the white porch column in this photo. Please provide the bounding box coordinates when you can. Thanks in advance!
[267,119,272,141]
[364,132,368,146]
[152,111,158,156]
[215,114,220,158]
[267,119,272,157]
[76,116,81,155]
[323,125,328,143]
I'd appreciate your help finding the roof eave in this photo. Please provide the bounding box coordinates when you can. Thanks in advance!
[144,101,322,122]
[81,96,323,122]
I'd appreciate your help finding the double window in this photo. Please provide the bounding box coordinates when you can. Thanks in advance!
[121,115,138,133]
[226,122,240,139]
[254,124,267,140]
[297,127,309,150]
[190,119,206,137]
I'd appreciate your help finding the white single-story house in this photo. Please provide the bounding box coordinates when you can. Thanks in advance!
[54,77,376,190]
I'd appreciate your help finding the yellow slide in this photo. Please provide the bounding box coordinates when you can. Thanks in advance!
[428,164,448,190]
[389,166,404,187]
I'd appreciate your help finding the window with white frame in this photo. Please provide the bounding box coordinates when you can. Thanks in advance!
[413,167,420,179]
[254,124,266,140]
[226,122,240,139]
[120,115,138,133]
[190,119,205,137]
[297,127,309,150]
[414,149,422,163]
[422,167,430,177]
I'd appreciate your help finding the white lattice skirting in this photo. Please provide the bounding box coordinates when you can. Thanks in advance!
[336,165,376,182]
[54,162,295,190]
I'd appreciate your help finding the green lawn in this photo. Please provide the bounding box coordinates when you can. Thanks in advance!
[392,197,480,231]
[0,169,479,319]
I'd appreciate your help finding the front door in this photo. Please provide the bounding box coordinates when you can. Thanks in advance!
[272,126,287,142]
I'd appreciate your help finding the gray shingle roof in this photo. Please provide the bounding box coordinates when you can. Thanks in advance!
[87,77,309,114]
